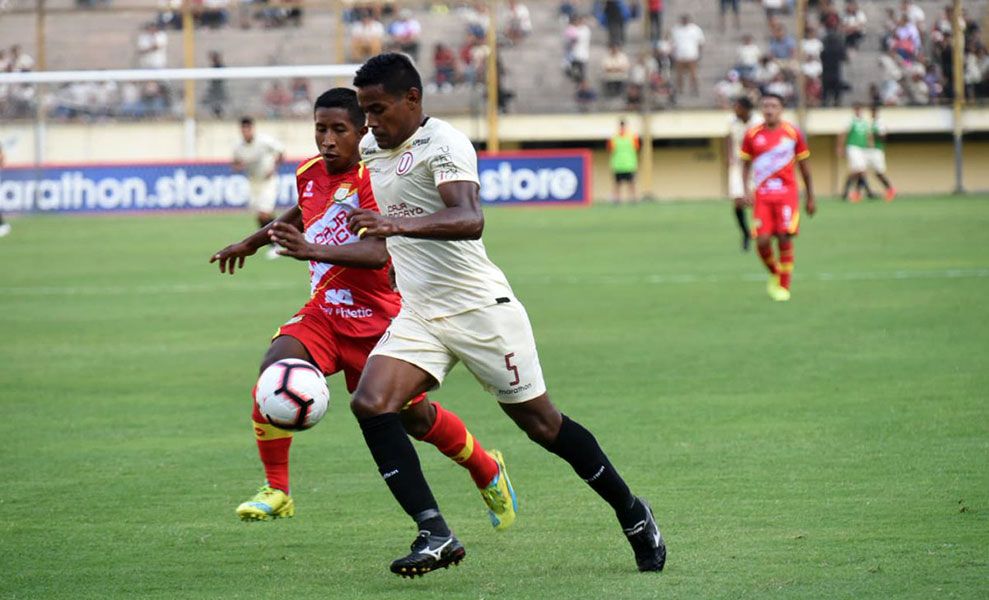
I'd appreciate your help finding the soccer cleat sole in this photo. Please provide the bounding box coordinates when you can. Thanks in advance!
[390,548,466,578]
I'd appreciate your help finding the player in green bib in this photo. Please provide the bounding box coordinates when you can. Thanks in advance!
[608,119,640,204]
[840,103,875,202]
[867,105,896,202]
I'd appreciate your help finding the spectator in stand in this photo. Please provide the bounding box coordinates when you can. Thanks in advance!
[564,14,592,84]
[136,23,167,69]
[735,34,762,80]
[203,50,228,118]
[714,70,744,108]
[289,77,311,116]
[974,46,989,99]
[197,0,229,29]
[720,0,740,33]
[900,0,926,31]
[602,0,629,48]
[575,78,598,112]
[463,1,489,38]
[506,0,532,44]
[626,51,659,110]
[433,43,458,91]
[460,33,490,86]
[9,45,35,72]
[602,44,631,98]
[559,1,577,24]
[882,7,899,49]
[350,12,385,62]
[905,64,930,105]
[765,72,794,104]
[768,21,797,73]
[157,0,183,30]
[964,43,982,100]
[879,47,905,104]
[802,56,823,105]
[648,0,663,47]
[754,54,781,89]
[821,23,847,106]
[762,0,785,22]
[841,0,866,50]
[263,81,292,117]
[672,13,705,96]
[802,25,823,61]
[893,14,921,60]
[388,9,422,62]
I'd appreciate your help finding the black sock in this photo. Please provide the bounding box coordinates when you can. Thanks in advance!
[877,173,892,189]
[545,415,642,528]
[857,175,875,197]
[358,413,449,535]
[842,176,855,197]
[734,206,750,238]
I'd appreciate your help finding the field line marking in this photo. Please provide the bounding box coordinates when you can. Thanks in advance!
[1,269,987,297]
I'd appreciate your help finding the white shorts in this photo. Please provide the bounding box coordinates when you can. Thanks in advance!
[866,149,887,174]
[846,146,868,174]
[249,177,278,214]
[728,164,745,199]
[370,300,547,404]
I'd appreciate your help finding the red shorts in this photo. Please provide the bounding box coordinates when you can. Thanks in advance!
[753,196,800,237]
[274,302,423,406]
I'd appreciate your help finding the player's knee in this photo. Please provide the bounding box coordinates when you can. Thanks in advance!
[398,406,433,439]
[350,389,391,419]
[523,420,559,447]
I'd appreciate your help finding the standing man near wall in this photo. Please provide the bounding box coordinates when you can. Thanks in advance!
[233,117,286,258]
[839,103,872,203]
[608,119,640,204]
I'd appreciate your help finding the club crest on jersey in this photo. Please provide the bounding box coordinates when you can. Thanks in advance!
[333,183,358,205]
[302,180,315,198]
[397,152,414,175]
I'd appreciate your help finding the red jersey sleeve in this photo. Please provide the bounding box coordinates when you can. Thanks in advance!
[794,127,810,161]
[739,129,755,161]
[295,156,322,207]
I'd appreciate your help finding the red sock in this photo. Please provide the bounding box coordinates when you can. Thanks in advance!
[252,387,293,493]
[757,243,779,275]
[778,239,794,290]
[417,401,499,488]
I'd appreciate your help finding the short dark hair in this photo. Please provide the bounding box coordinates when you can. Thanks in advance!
[353,53,423,96]
[240,116,254,126]
[734,96,754,110]
[314,87,365,128]
[761,92,785,104]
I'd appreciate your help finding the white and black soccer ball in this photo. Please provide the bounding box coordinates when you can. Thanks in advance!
[255,359,329,431]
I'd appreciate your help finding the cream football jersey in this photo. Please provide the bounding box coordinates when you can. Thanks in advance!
[360,117,514,320]
[728,113,763,162]
[233,133,285,182]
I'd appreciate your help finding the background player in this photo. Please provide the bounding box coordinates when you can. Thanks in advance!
[740,92,816,302]
[346,53,665,577]
[726,97,762,251]
[839,103,874,203]
[210,88,516,530]
[607,118,640,204]
[868,105,896,202]
[232,116,286,258]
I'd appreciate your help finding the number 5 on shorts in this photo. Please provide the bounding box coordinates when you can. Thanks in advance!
[504,353,520,386]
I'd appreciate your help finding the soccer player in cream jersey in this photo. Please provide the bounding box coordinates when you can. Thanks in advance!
[726,97,762,251]
[211,89,516,531]
[346,53,665,577]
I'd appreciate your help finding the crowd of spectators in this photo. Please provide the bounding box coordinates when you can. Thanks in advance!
[0,45,36,119]
[155,0,304,31]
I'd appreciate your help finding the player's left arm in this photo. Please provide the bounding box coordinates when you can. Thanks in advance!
[798,159,815,217]
[348,181,483,240]
[269,221,389,268]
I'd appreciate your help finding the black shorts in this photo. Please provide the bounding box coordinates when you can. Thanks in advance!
[614,171,636,183]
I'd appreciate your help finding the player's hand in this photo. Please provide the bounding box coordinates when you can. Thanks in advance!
[348,208,401,238]
[806,194,817,217]
[269,221,313,260]
[210,242,256,275]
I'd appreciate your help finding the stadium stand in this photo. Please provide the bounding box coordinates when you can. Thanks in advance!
[0,0,986,119]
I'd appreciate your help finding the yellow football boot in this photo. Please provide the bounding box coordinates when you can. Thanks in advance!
[236,485,295,521]
[479,450,518,531]
[767,274,791,302]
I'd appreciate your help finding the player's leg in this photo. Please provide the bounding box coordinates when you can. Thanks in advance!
[236,334,317,521]
[399,398,512,530]
[351,355,466,576]
[753,197,784,299]
[342,336,505,529]
[0,212,10,237]
[856,174,877,199]
[450,301,664,572]
[844,147,866,202]
[776,201,799,296]
[611,172,621,204]
[728,165,750,250]
[777,232,794,292]
[870,150,896,201]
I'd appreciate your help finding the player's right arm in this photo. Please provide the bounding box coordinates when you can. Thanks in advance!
[209,206,304,274]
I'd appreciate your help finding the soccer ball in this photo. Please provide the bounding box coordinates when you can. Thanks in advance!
[255,359,329,431]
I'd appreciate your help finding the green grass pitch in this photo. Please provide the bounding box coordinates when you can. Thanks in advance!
[1,196,987,599]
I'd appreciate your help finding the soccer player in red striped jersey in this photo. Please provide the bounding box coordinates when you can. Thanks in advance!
[210,88,516,529]
[740,93,816,302]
